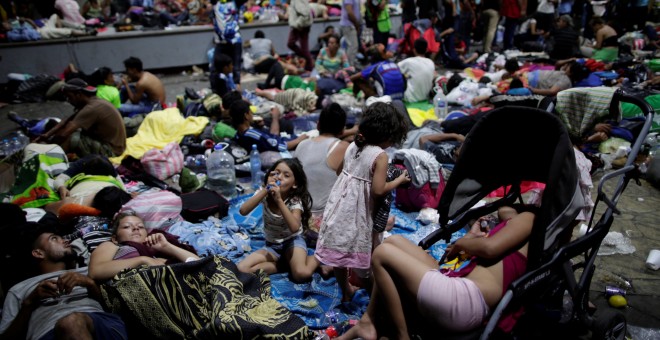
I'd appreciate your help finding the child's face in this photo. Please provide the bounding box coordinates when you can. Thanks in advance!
[268,162,296,195]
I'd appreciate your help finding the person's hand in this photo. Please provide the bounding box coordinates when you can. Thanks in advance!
[396,170,411,186]
[465,218,489,239]
[266,175,282,201]
[57,271,94,295]
[594,123,611,134]
[270,106,281,120]
[25,280,59,307]
[58,186,70,198]
[297,133,310,141]
[143,233,172,253]
[444,242,463,261]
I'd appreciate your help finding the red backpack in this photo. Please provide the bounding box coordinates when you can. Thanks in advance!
[394,163,446,212]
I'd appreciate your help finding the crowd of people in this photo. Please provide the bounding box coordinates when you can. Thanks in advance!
[1,0,660,339]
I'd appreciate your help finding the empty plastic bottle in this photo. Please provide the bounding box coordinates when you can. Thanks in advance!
[206,144,236,198]
[433,90,448,120]
[16,131,30,146]
[0,139,9,157]
[249,144,262,190]
[10,137,23,154]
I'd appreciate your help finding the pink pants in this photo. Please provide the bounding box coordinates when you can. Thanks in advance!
[417,270,489,332]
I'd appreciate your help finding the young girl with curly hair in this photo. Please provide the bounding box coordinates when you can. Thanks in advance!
[315,102,411,301]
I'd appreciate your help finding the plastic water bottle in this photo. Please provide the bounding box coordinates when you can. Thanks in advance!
[10,137,23,153]
[433,91,448,120]
[16,131,29,145]
[249,144,262,190]
[206,144,236,198]
[0,139,9,157]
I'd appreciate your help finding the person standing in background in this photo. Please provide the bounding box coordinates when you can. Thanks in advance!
[340,0,362,68]
[287,0,314,71]
[481,0,500,52]
[501,0,527,50]
[211,0,242,86]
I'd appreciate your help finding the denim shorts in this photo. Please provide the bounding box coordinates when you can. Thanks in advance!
[264,234,307,260]
[40,312,128,340]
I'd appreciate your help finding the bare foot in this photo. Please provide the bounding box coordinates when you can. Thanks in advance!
[337,313,377,340]
[385,215,395,232]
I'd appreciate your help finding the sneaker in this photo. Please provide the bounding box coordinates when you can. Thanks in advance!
[8,112,31,129]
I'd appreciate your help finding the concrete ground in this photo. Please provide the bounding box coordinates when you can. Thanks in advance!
[1,70,659,336]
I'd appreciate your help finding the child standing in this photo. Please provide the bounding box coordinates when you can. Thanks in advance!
[315,102,410,301]
[237,159,318,282]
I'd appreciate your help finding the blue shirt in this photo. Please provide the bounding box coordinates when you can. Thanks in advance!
[212,1,241,44]
[234,127,288,153]
[361,61,406,100]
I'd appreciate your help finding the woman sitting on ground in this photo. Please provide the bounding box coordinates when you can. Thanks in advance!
[88,211,199,281]
[338,207,535,340]
[581,17,619,62]
[315,34,354,96]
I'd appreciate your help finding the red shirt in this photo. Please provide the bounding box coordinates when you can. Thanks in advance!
[500,0,522,18]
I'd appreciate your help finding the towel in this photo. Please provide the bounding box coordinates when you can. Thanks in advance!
[555,87,618,139]
[110,108,209,164]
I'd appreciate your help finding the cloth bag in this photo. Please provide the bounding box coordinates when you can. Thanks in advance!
[140,142,184,180]
[120,190,185,230]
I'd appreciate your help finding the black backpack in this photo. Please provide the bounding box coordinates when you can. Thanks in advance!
[180,190,230,222]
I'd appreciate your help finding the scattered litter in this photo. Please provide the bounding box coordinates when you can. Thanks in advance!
[416,207,439,225]
[598,231,636,256]
[637,197,645,202]
[646,249,660,270]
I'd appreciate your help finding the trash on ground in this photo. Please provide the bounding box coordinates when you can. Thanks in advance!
[598,231,636,256]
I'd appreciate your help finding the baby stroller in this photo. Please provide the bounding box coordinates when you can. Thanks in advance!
[418,93,654,339]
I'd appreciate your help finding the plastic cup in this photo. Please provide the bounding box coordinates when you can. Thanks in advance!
[646,249,660,270]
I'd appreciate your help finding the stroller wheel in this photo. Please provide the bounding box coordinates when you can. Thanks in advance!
[592,310,627,340]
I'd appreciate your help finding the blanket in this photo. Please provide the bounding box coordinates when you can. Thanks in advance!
[8,147,68,208]
[101,255,312,339]
[110,108,209,164]
[404,101,436,127]
[555,87,618,140]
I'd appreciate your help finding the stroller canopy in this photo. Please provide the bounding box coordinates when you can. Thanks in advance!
[439,106,584,269]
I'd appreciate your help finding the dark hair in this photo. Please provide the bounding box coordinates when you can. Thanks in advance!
[222,90,243,110]
[324,26,334,33]
[318,103,347,136]
[589,17,604,27]
[92,187,132,218]
[413,38,428,55]
[505,59,520,73]
[327,33,340,45]
[254,30,265,38]
[368,44,385,63]
[123,56,143,72]
[264,158,312,229]
[79,154,117,176]
[229,100,251,127]
[478,76,492,84]
[568,61,590,83]
[213,53,233,73]
[509,78,524,89]
[89,67,113,87]
[356,102,407,148]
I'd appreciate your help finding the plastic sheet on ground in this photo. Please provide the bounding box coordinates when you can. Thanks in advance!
[598,231,636,256]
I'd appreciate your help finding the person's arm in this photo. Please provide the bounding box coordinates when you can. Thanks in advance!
[315,50,328,75]
[269,107,281,136]
[37,119,81,144]
[530,85,561,96]
[594,29,604,49]
[371,153,410,196]
[345,2,360,29]
[448,211,534,259]
[143,233,200,262]
[349,72,364,82]
[0,280,59,340]
[56,271,101,301]
[419,133,465,147]
[285,135,310,150]
[123,78,147,104]
[88,241,166,281]
[268,185,303,233]
[326,140,349,171]
[519,0,527,16]
[555,57,578,68]
[239,188,268,215]
[438,27,455,38]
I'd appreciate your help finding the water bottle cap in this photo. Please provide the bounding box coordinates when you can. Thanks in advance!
[252,144,257,150]
[214,144,223,151]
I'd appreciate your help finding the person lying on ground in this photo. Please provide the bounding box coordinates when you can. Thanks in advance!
[0,223,128,340]
[88,211,199,282]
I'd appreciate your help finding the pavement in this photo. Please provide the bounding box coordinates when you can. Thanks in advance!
[1,70,659,337]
